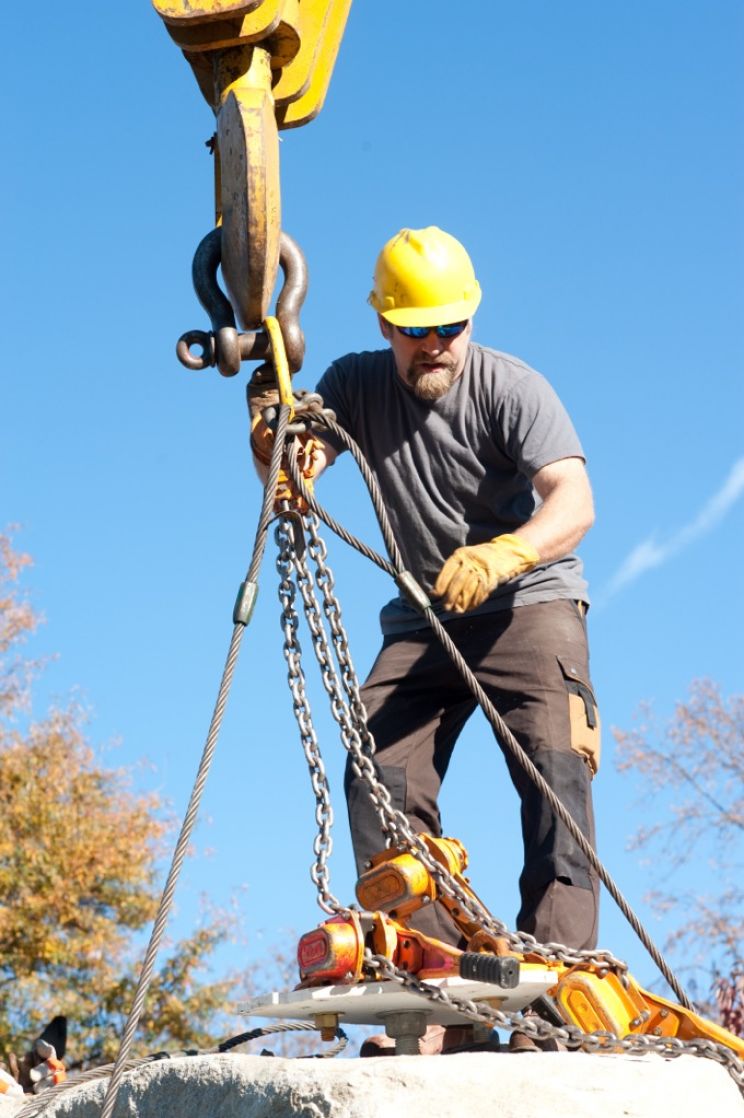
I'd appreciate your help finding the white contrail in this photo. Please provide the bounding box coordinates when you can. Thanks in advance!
[600,456,744,601]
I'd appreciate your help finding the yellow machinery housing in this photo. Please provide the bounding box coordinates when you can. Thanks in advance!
[152,0,352,329]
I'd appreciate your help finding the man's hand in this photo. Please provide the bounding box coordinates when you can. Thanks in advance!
[249,413,278,467]
[27,1041,66,1094]
[250,414,323,512]
[433,534,540,613]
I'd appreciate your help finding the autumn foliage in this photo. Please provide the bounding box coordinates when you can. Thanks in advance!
[0,535,235,1065]
[614,679,744,1033]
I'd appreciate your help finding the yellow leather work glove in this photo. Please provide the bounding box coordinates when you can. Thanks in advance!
[247,382,280,420]
[250,413,277,467]
[250,414,322,513]
[433,534,540,613]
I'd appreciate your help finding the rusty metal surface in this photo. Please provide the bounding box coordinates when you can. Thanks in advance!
[152,1,265,22]
[271,230,307,373]
[177,229,306,378]
[161,0,302,59]
[215,45,280,328]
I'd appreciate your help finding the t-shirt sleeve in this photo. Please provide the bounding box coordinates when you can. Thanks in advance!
[496,371,585,478]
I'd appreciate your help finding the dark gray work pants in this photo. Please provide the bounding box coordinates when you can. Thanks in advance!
[344,599,601,951]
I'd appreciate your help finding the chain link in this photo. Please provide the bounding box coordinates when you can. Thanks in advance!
[275,507,744,1095]
[366,950,744,1089]
[276,517,343,915]
[305,518,402,845]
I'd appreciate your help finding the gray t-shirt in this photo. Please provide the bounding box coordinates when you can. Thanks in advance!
[316,342,588,635]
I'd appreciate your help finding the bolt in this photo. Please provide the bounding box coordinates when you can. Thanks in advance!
[314,1012,340,1042]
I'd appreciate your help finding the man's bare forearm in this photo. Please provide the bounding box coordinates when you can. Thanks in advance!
[514,457,594,563]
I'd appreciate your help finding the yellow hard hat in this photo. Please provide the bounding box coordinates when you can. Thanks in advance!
[368,226,482,327]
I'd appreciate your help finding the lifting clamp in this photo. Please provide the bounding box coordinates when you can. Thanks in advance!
[296,835,744,1060]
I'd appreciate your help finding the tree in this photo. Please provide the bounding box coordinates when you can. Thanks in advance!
[613,679,743,1033]
[0,533,236,1066]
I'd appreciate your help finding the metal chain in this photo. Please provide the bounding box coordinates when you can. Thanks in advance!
[275,500,744,1095]
[284,431,691,1000]
[276,516,345,915]
[303,519,402,845]
[284,388,689,986]
[366,950,744,1091]
[300,510,628,970]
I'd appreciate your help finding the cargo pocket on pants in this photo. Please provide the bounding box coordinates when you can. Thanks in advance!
[556,656,601,775]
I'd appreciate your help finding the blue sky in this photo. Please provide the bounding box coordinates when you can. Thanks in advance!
[2,1,743,1026]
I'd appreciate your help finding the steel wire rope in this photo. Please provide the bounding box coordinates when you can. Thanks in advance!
[21,1023,347,1118]
[285,436,620,961]
[276,467,744,1094]
[285,492,618,970]
[286,414,693,1010]
[292,493,395,576]
[275,516,347,915]
[281,397,400,577]
[97,408,293,1118]
[280,485,631,977]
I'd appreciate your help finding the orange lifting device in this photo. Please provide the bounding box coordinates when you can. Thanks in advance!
[297,836,744,1059]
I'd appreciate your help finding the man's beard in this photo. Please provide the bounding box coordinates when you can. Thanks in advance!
[406,355,459,401]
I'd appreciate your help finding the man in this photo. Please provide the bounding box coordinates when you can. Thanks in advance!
[253,226,601,1051]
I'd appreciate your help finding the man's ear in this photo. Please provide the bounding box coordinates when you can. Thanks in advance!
[378,314,393,341]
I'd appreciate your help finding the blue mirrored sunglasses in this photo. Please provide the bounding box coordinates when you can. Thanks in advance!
[396,321,468,339]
